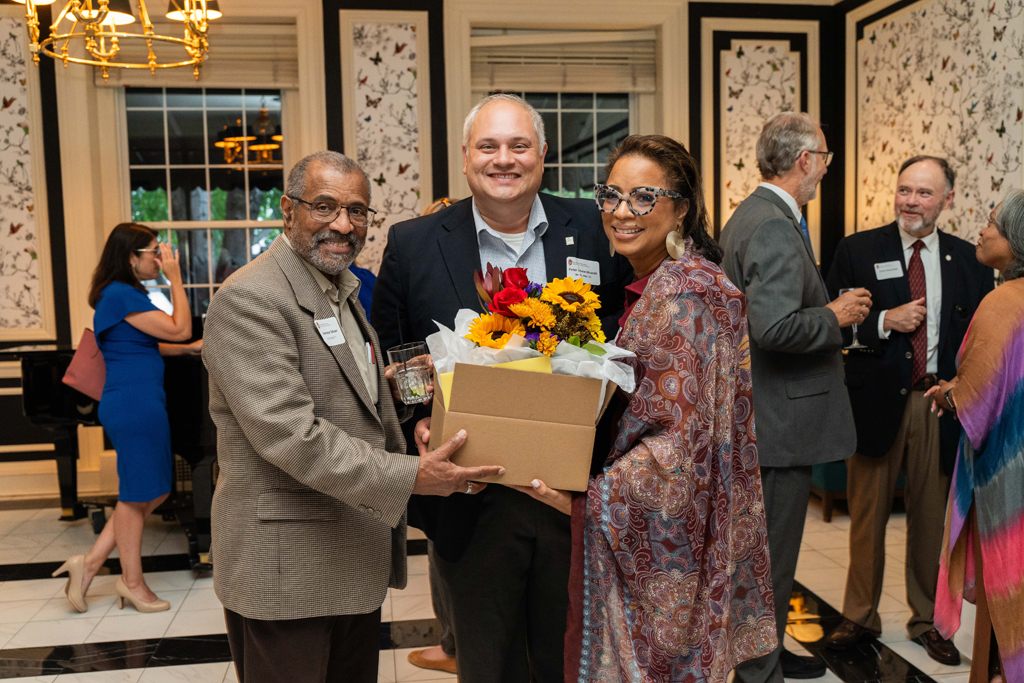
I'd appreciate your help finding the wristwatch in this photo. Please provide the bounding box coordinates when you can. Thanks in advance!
[944,388,957,412]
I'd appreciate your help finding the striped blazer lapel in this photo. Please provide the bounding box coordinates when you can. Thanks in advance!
[270,238,380,422]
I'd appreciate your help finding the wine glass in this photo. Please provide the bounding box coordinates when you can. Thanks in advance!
[840,288,868,350]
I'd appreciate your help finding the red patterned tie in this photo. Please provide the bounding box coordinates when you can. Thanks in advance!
[908,240,927,385]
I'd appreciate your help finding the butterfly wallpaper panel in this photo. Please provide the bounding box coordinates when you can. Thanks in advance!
[856,0,1024,243]
[351,22,424,273]
[0,17,43,331]
[721,39,800,227]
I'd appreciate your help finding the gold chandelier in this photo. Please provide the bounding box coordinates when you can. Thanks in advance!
[17,0,219,82]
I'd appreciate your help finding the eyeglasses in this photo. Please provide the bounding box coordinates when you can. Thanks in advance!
[594,185,684,216]
[288,196,377,227]
[806,150,834,167]
[135,246,161,254]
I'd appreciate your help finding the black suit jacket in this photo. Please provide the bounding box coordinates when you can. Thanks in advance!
[371,193,632,561]
[825,223,993,474]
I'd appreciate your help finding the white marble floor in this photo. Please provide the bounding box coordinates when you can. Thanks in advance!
[0,500,976,683]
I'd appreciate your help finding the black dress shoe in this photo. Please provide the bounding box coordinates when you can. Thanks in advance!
[780,649,827,679]
[912,629,961,666]
[825,618,869,649]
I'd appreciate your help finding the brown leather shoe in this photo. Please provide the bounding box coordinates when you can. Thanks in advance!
[824,618,868,649]
[912,629,961,666]
[407,647,457,674]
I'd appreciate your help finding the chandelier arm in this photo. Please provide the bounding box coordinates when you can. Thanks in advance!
[70,0,110,28]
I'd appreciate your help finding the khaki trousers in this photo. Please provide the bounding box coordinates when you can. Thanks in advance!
[842,389,951,638]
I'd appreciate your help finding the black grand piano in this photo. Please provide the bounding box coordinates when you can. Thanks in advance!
[1,320,216,572]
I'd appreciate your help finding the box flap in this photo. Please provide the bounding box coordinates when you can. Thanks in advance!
[448,363,604,427]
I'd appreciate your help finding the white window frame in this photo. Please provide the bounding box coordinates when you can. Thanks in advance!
[445,0,688,199]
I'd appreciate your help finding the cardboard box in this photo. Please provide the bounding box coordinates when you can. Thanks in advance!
[428,363,616,491]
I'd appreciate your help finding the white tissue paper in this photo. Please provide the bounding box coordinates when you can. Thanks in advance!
[425,309,637,416]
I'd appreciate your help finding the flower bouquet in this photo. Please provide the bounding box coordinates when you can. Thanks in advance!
[423,265,635,492]
[467,265,606,357]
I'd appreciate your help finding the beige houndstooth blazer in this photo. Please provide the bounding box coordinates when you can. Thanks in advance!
[202,237,419,621]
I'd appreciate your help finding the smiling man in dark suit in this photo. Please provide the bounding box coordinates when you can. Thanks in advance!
[372,93,631,683]
[824,156,993,664]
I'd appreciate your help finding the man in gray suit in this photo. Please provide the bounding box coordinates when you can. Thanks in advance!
[720,112,872,683]
[203,151,503,683]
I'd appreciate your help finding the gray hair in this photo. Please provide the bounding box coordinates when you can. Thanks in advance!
[756,112,822,180]
[899,155,955,192]
[994,188,1024,280]
[285,151,371,204]
[462,93,546,151]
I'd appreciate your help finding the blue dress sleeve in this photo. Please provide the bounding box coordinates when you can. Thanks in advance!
[93,282,159,338]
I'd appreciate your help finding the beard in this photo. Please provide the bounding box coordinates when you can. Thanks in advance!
[896,210,938,237]
[291,227,364,275]
[796,169,820,205]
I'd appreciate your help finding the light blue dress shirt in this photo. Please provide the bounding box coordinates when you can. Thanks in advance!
[473,195,549,284]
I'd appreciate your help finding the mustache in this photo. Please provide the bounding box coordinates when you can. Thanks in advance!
[312,230,359,249]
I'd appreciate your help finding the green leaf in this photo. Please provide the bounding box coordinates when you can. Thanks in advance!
[582,342,606,356]
[567,335,581,347]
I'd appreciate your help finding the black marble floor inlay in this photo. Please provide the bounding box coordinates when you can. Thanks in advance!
[789,581,965,683]
[0,618,444,678]
[0,554,194,583]
[0,539,428,583]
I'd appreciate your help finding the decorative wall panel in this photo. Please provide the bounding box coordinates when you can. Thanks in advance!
[340,10,432,274]
[721,39,800,224]
[700,19,819,255]
[855,0,1024,242]
[0,12,53,340]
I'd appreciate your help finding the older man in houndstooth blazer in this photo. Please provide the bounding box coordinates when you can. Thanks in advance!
[203,151,501,683]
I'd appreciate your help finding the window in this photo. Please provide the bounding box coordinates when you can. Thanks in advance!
[125,87,285,315]
[494,92,632,200]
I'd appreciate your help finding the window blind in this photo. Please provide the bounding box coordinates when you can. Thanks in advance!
[95,18,298,88]
[470,30,656,94]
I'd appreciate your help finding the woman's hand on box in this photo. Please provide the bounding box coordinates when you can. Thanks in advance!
[508,479,572,516]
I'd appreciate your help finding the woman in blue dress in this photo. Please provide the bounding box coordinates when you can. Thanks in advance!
[52,223,199,614]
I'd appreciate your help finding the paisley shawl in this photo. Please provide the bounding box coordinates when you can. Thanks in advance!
[572,245,777,682]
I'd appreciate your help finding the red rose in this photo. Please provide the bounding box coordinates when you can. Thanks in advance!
[489,287,528,317]
[504,267,530,290]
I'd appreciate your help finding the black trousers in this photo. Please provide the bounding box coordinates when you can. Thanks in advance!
[433,485,571,683]
[224,607,381,683]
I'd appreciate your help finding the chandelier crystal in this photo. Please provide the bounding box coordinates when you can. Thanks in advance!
[17,0,217,82]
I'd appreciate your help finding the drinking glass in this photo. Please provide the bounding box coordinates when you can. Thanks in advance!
[840,287,868,350]
[387,342,433,405]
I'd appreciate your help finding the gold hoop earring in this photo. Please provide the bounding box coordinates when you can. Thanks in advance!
[666,230,686,260]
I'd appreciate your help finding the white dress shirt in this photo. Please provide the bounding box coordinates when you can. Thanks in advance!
[759,182,805,227]
[877,227,942,374]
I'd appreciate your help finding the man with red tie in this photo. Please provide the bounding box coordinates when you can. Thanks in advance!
[824,156,993,664]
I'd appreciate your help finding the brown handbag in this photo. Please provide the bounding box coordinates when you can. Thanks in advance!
[62,328,106,401]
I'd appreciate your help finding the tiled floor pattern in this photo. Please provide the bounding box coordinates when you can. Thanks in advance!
[0,500,974,682]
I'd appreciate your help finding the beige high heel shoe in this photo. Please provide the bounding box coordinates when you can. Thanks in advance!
[115,577,170,613]
[51,555,88,613]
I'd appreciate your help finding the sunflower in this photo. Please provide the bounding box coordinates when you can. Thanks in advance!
[536,331,559,356]
[509,298,556,330]
[541,277,600,313]
[584,309,606,344]
[465,313,524,349]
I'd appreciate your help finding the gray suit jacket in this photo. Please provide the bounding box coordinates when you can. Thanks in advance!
[719,186,856,467]
[203,237,419,621]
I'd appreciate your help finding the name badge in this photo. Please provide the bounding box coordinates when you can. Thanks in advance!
[874,260,904,280]
[314,317,345,346]
[566,257,601,285]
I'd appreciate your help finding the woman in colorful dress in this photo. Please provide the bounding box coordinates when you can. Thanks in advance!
[52,223,198,614]
[513,135,777,682]
[927,188,1024,683]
